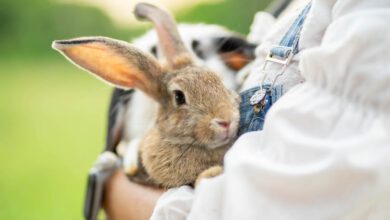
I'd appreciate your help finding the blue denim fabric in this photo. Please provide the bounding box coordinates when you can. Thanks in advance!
[236,2,310,136]
[270,2,312,58]
[238,85,283,136]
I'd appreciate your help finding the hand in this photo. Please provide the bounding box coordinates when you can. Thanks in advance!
[103,170,165,220]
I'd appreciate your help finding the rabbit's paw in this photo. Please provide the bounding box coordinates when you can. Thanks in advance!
[123,139,141,176]
[195,165,223,187]
[93,151,120,171]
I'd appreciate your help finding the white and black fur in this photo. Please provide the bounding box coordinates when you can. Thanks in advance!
[105,24,256,170]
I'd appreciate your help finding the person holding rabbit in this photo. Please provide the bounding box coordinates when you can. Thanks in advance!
[106,0,390,219]
[54,0,390,219]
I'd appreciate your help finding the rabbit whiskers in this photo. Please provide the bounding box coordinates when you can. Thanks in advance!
[177,139,197,162]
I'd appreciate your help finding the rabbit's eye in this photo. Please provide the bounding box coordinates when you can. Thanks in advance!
[174,90,186,106]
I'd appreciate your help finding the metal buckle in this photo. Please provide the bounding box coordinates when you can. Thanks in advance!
[250,47,293,106]
[261,47,294,84]
[250,88,267,105]
[265,45,294,66]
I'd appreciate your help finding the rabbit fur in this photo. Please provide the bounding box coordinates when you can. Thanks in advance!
[53,3,255,188]
[109,24,257,181]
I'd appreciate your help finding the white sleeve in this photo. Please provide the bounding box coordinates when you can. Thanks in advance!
[151,0,390,219]
[150,186,194,220]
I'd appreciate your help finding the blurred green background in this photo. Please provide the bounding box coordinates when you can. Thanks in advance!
[0,0,270,219]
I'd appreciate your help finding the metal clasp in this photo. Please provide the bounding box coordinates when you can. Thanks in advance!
[264,45,294,67]
[262,47,294,87]
[250,47,293,106]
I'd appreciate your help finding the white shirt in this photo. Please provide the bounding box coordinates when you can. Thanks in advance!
[151,0,390,219]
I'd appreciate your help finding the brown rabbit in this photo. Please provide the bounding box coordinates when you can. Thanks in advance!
[52,3,240,188]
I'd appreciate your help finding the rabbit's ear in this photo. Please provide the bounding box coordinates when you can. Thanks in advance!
[52,37,162,99]
[134,3,193,70]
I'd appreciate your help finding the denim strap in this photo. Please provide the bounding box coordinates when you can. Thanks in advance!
[239,2,313,136]
[270,2,312,59]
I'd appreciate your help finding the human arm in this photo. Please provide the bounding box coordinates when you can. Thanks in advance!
[103,170,164,220]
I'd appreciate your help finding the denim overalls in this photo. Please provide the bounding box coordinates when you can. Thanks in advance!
[238,85,283,135]
[238,2,312,136]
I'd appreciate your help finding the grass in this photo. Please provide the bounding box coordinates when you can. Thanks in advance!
[0,57,112,220]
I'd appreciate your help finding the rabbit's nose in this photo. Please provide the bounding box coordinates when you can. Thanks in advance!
[212,119,231,129]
